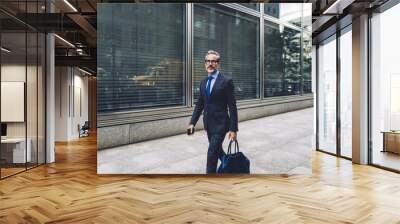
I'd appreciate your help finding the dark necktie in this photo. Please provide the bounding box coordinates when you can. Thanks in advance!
[206,76,214,97]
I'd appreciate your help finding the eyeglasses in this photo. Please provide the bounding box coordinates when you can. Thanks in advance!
[204,60,219,64]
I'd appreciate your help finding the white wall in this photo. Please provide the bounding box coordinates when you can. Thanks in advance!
[71,72,89,139]
[1,63,46,164]
[1,82,25,122]
[55,67,69,141]
[1,65,28,138]
[1,64,26,81]
[1,65,26,129]
[55,67,89,141]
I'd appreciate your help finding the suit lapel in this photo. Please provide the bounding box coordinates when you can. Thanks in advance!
[201,79,208,100]
[209,73,222,99]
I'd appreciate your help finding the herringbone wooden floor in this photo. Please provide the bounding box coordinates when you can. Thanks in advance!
[1,134,400,224]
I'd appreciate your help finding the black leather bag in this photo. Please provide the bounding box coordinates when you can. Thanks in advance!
[217,140,250,174]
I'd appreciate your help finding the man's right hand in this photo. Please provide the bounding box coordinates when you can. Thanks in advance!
[187,124,194,135]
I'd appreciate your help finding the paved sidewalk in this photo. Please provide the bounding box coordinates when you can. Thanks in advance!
[98,108,313,174]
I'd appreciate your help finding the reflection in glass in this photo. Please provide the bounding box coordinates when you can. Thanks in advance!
[264,22,301,97]
[193,4,260,101]
[97,4,186,113]
[340,28,352,158]
[303,33,312,94]
[318,36,337,154]
[265,3,302,27]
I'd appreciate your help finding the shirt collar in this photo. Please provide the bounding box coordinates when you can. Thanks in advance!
[208,70,219,80]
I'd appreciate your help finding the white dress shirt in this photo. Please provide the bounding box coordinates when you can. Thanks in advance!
[206,70,219,94]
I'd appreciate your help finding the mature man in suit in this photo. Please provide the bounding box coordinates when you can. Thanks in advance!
[187,50,238,174]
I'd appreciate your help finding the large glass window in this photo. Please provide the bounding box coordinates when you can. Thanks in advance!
[318,35,337,154]
[264,21,283,97]
[314,26,356,160]
[371,4,400,171]
[264,4,280,18]
[193,4,260,101]
[97,4,186,113]
[339,27,352,158]
[264,22,301,97]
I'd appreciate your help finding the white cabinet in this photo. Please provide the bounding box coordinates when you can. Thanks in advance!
[1,138,32,163]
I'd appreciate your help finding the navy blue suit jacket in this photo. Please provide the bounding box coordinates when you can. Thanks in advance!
[190,73,238,134]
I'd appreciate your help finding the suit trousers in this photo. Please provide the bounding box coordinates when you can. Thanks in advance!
[206,132,227,174]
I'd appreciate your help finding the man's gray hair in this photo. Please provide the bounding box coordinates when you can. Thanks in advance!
[205,50,220,61]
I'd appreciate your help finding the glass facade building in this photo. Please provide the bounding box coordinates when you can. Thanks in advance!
[97,3,312,114]
[97,4,186,112]
[193,4,260,101]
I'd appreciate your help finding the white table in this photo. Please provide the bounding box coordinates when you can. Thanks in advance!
[1,138,31,163]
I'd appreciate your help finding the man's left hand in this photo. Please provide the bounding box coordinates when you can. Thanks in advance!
[228,131,237,141]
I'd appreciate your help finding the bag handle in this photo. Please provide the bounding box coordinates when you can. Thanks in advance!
[227,140,239,154]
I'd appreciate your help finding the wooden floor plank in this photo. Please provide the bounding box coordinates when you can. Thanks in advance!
[1,134,400,223]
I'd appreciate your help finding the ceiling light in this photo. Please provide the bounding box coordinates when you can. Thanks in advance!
[1,47,11,53]
[54,34,75,48]
[76,48,84,55]
[63,0,78,12]
[323,0,342,14]
[78,67,92,76]
[322,0,354,15]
